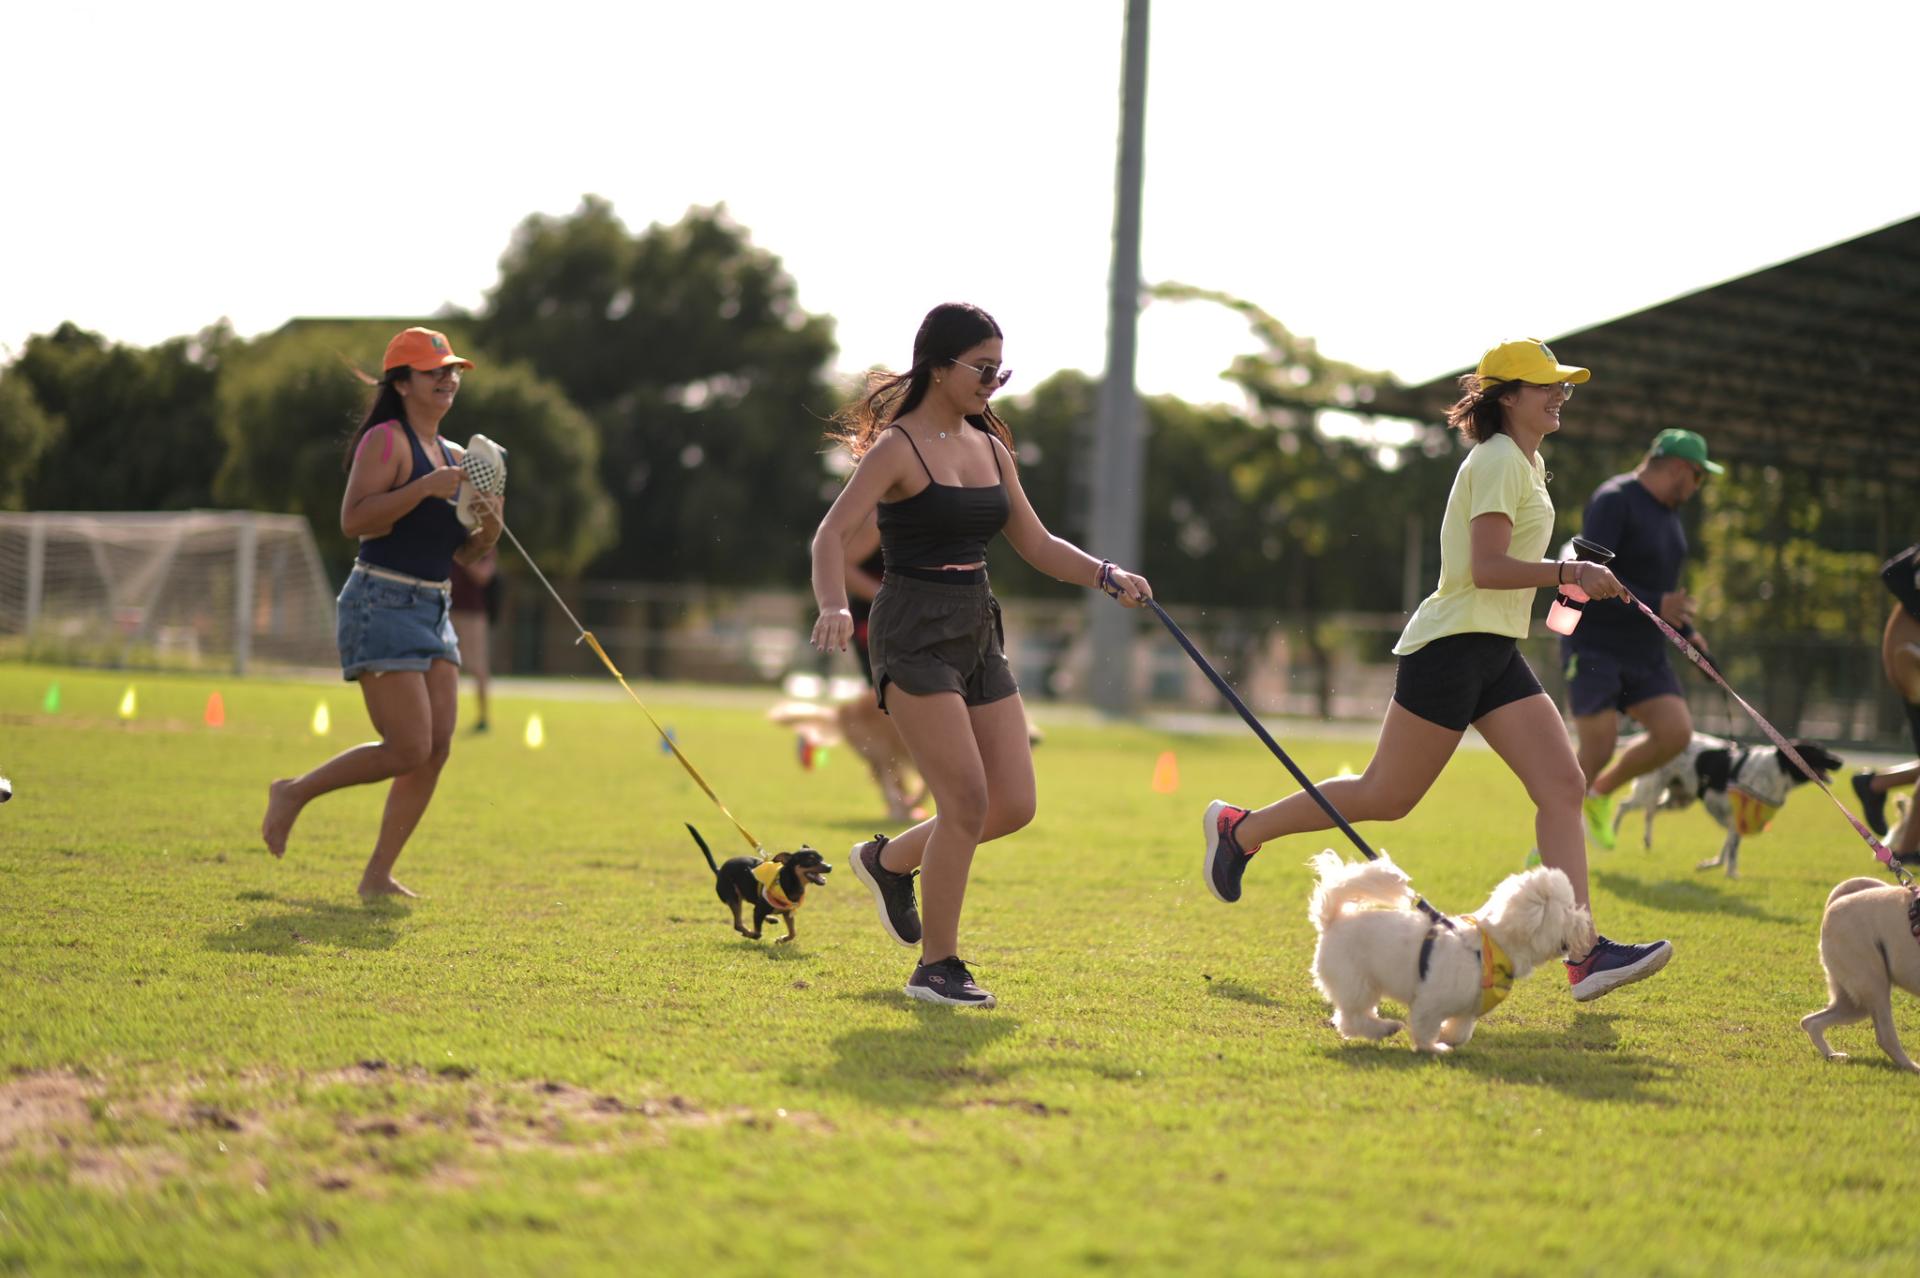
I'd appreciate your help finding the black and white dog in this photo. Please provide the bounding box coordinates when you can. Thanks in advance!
[1612,732,1844,878]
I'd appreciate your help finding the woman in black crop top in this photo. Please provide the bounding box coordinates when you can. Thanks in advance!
[810,302,1151,1009]
[261,327,503,900]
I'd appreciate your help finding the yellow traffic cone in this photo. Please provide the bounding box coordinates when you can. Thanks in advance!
[311,701,331,736]
[1151,750,1180,794]
[525,713,545,749]
[117,686,137,721]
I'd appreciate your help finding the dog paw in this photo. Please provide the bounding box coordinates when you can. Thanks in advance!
[775,935,794,945]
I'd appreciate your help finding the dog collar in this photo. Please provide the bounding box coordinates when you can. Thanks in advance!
[1464,916,1514,1015]
[750,859,802,911]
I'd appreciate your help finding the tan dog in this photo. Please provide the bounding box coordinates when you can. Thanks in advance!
[1800,876,1920,1073]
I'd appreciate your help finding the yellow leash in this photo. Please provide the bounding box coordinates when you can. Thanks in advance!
[474,492,765,856]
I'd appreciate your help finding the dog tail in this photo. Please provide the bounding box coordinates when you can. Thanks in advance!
[687,823,721,879]
[1307,849,1414,934]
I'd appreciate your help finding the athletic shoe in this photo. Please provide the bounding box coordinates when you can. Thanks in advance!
[1853,770,1889,838]
[797,732,816,771]
[1203,800,1262,904]
[1581,792,1618,851]
[1524,847,1543,869]
[1566,935,1672,1001]
[849,835,920,947]
[904,956,995,1008]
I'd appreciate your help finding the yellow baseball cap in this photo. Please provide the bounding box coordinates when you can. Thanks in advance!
[1475,339,1590,390]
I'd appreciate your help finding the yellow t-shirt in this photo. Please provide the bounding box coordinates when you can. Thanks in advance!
[1393,433,1554,655]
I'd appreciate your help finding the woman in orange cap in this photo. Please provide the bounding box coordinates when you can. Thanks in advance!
[1200,339,1674,1005]
[261,327,502,898]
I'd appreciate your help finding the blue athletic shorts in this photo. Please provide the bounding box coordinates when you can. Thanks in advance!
[336,566,461,682]
[1562,644,1683,717]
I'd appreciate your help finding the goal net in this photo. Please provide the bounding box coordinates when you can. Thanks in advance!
[0,512,338,673]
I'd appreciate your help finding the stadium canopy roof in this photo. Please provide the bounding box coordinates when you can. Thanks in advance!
[1369,214,1920,482]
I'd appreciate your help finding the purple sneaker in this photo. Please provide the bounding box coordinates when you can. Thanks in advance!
[1566,935,1673,1002]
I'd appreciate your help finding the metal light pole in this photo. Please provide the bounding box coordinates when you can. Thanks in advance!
[1087,0,1149,716]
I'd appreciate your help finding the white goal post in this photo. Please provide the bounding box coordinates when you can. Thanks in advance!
[0,512,338,674]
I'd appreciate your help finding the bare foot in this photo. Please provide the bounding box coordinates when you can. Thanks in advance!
[358,877,419,901]
[262,779,301,859]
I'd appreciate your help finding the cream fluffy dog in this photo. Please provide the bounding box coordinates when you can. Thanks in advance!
[1308,850,1595,1053]
[1800,876,1920,1073]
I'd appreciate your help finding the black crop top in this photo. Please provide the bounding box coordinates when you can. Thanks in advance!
[876,424,1011,569]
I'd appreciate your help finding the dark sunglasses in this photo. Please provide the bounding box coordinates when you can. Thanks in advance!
[950,358,1013,389]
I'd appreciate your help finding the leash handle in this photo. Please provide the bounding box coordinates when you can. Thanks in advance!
[1146,599,1449,923]
[1625,590,1910,886]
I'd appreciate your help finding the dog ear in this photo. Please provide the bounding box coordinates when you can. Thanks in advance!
[771,852,792,864]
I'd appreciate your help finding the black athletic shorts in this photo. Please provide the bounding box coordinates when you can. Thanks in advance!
[1392,632,1544,732]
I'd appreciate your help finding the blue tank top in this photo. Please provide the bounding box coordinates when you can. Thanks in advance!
[876,424,1010,569]
[356,419,468,582]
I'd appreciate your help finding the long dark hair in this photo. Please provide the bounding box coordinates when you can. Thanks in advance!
[1444,374,1522,444]
[829,302,1015,459]
[343,367,413,471]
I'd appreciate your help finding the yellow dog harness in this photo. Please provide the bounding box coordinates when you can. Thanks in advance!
[750,859,802,912]
[1463,916,1515,1015]
[1419,914,1514,1015]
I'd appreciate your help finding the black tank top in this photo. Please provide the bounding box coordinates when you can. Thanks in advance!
[356,419,469,581]
[876,425,1011,569]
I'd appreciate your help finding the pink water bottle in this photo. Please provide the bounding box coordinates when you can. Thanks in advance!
[1546,536,1616,636]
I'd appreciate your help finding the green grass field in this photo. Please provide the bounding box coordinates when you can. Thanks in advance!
[4,661,1919,1276]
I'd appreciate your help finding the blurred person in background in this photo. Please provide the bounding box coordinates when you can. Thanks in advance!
[1852,544,1920,864]
[1563,429,1721,851]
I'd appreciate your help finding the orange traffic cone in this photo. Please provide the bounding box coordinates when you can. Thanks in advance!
[1151,750,1180,794]
[204,691,226,728]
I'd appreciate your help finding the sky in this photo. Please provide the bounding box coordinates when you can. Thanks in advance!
[6,1,1920,405]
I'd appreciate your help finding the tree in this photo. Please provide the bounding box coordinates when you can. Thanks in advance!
[0,369,61,509]
[213,320,614,578]
[469,198,839,584]
[7,321,230,512]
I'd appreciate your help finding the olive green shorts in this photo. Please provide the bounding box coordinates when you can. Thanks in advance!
[867,571,1019,713]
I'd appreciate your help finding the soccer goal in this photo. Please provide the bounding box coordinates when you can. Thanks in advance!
[0,512,338,674]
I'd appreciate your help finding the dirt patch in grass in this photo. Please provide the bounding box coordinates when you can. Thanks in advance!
[0,1070,100,1150]
[1,1064,830,1196]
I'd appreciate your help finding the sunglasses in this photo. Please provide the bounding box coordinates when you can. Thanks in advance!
[951,358,1013,389]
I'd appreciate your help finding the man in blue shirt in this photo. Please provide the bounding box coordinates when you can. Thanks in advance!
[1566,429,1723,849]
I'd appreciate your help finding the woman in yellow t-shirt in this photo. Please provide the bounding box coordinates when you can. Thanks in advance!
[1199,339,1673,1004]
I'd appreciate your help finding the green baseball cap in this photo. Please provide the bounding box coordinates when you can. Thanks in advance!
[1649,428,1724,474]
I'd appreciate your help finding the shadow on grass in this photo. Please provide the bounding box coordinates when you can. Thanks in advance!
[205,896,409,956]
[1594,869,1796,925]
[1208,980,1283,1008]
[1319,1011,1681,1103]
[813,994,1022,1108]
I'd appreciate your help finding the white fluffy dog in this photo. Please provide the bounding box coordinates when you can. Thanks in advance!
[1308,850,1595,1053]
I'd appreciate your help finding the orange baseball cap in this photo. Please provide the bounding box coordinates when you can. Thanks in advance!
[382,327,475,373]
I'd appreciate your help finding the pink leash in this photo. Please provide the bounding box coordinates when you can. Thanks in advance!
[1622,591,1913,887]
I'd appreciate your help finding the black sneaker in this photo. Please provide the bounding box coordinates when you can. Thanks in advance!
[849,835,920,947]
[1853,770,1889,838]
[904,956,995,1008]
[1565,935,1673,1002]
[1203,800,1262,904]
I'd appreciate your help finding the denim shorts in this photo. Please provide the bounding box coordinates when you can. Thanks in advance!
[336,566,462,681]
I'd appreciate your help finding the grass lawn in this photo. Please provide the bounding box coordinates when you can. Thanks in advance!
[3,661,1918,1276]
